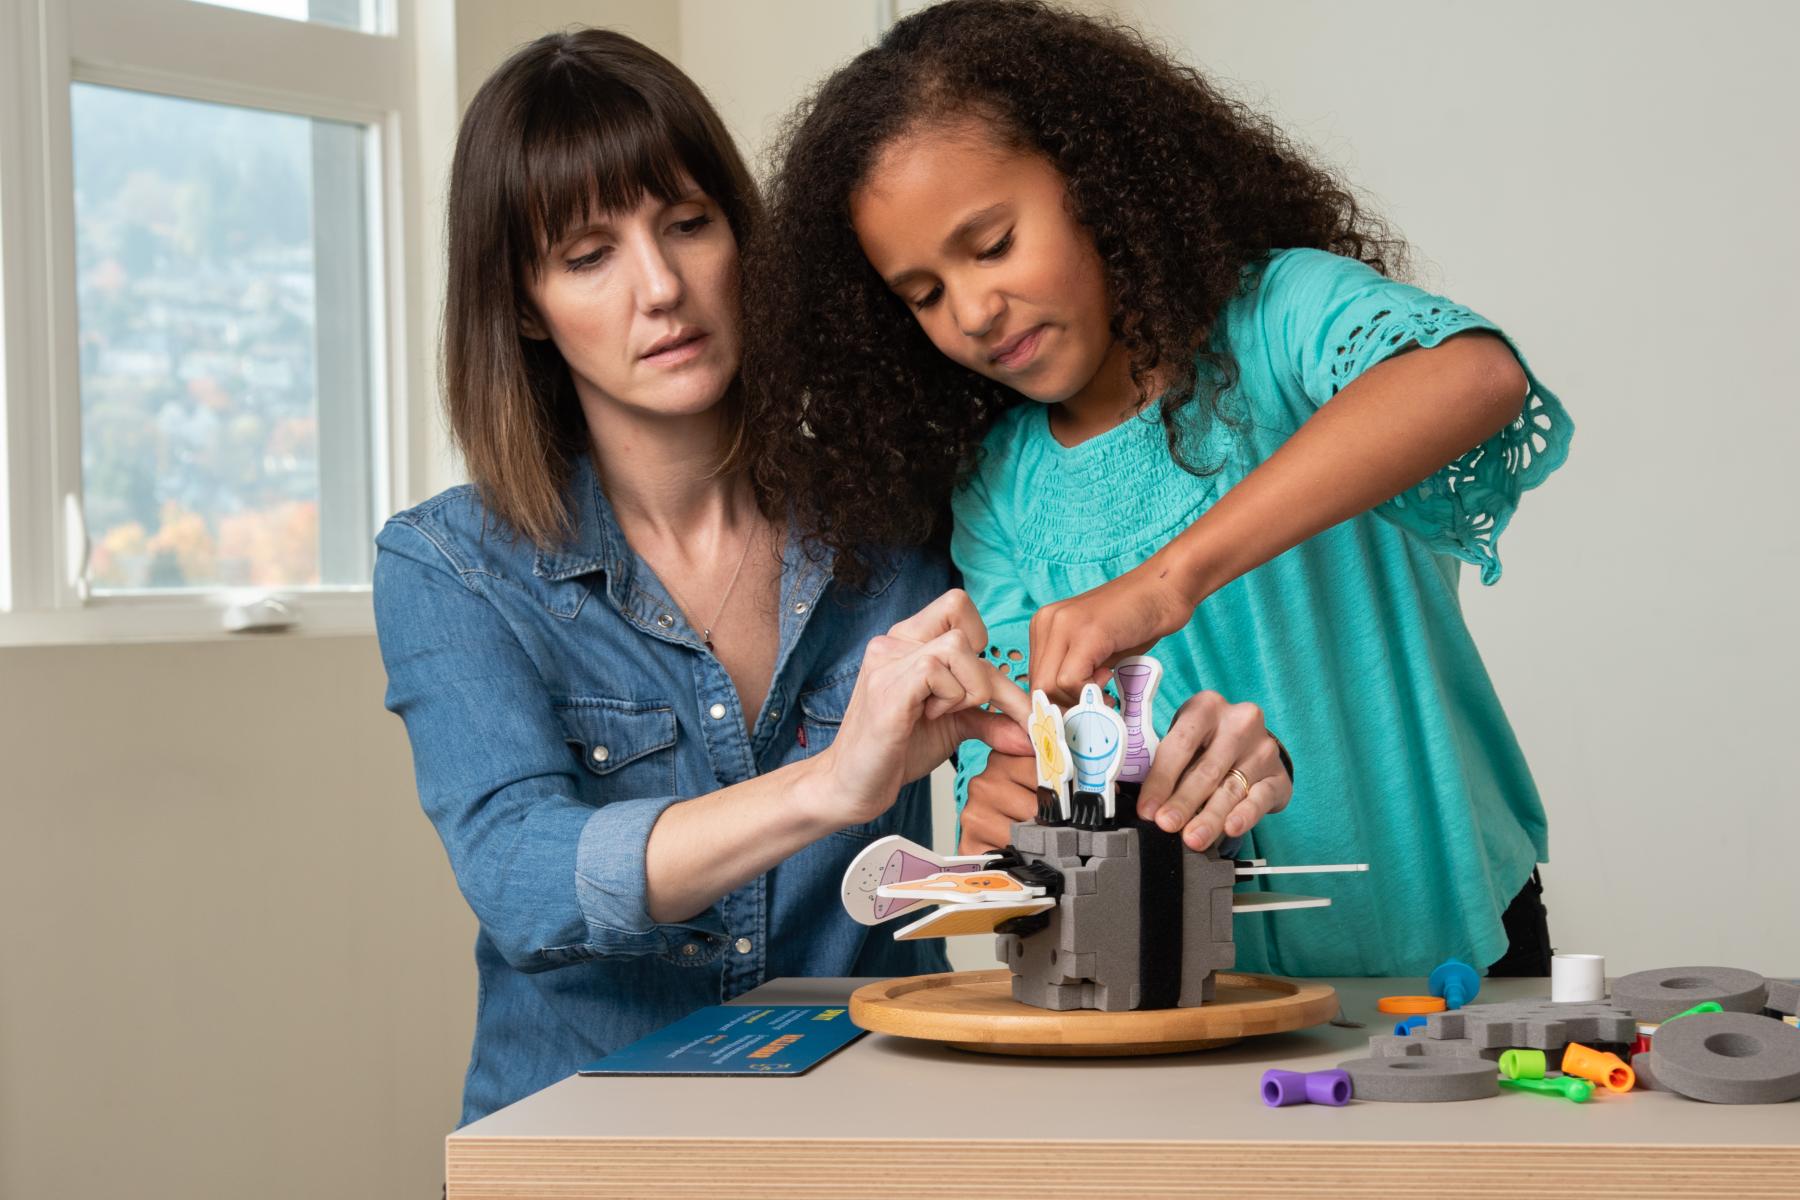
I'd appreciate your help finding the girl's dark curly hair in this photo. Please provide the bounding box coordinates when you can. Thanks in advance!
[738,0,1406,583]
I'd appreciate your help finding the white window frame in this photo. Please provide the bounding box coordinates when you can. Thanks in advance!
[0,0,446,645]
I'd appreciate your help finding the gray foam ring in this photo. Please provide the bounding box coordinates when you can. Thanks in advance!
[1645,1011,1800,1104]
[1632,1051,1668,1092]
[1610,966,1767,1023]
[1338,1055,1499,1102]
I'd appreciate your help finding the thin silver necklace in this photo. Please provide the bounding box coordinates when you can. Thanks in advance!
[668,521,756,653]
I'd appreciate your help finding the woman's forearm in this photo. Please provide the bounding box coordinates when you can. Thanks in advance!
[641,753,844,924]
[1167,332,1527,601]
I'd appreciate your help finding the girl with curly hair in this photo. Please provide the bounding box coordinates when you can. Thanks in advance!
[743,0,1573,977]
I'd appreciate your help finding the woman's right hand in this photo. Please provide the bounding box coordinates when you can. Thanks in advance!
[815,590,1032,830]
[958,751,1038,854]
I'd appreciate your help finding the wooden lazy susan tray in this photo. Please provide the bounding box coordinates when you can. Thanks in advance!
[850,969,1338,1057]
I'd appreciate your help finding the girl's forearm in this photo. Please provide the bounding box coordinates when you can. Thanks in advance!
[1165,332,1528,602]
[642,753,844,924]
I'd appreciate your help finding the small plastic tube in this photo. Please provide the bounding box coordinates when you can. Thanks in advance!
[1261,1068,1352,1107]
[1394,1015,1428,1037]
[1551,953,1606,1003]
[1562,1042,1635,1093]
[1499,1048,1546,1080]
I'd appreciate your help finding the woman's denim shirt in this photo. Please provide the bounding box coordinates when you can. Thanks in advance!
[373,455,950,1126]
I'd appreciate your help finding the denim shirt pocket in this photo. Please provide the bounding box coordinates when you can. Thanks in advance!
[798,669,899,842]
[555,698,678,799]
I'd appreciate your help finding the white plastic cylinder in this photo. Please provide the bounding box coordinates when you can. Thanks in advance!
[1552,953,1607,1003]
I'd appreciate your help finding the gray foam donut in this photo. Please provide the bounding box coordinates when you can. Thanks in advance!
[1632,1051,1668,1092]
[1611,966,1767,1023]
[1647,1011,1800,1104]
[1338,1055,1499,1102]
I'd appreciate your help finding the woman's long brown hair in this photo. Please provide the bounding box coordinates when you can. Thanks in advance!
[443,28,762,549]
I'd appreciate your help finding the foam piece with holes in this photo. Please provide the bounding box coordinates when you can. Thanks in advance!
[997,822,1237,1013]
[1644,1011,1800,1104]
[1763,979,1800,1018]
[1366,1034,1497,1060]
[1611,966,1768,1023]
[1423,999,1636,1051]
[1337,1055,1499,1102]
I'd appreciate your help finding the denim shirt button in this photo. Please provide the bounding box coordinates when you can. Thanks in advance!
[681,942,699,957]
[709,703,727,720]
[656,612,676,629]
[793,601,808,614]
[590,745,610,764]
[734,937,753,954]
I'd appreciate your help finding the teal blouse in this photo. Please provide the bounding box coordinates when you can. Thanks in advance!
[950,248,1573,977]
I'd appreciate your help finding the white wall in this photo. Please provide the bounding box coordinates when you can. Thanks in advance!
[1112,0,1800,974]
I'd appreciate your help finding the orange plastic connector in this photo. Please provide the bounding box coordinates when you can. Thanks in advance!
[1562,1042,1635,1093]
[1376,995,1447,1016]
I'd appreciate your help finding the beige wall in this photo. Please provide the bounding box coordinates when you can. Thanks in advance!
[0,636,471,1198]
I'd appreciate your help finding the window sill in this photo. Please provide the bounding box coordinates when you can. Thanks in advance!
[0,588,374,647]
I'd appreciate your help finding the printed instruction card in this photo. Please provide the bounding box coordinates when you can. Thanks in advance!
[579,1004,866,1076]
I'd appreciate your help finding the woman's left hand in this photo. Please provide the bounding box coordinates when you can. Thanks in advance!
[1136,690,1292,852]
[1028,547,1197,702]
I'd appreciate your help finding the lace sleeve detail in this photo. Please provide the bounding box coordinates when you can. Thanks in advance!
[1325,299,1573,586]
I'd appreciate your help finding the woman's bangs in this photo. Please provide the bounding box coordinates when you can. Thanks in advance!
[515,82,716,268]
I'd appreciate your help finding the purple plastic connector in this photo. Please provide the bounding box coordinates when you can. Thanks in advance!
[1260,1068,1352,1107]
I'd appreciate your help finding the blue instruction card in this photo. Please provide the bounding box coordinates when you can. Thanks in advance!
[578,1004,866,1076]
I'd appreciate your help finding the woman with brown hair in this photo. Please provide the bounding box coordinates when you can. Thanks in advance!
[372,28,1028,1125]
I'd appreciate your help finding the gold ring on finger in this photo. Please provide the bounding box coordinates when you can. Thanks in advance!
[1227,768,1251,799]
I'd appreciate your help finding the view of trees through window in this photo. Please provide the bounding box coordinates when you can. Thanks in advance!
[71,82,372,592]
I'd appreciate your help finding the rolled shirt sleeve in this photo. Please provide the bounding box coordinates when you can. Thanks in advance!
[374,518,725,973]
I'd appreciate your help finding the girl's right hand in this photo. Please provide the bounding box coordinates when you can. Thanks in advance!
[958,751,1038,854]
[816,590,1033,830]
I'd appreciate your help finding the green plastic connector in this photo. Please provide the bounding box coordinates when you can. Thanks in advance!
[1499,1048,1547,1080]
[1660,1001,1723,1026]
[1500,1075,1594,1102]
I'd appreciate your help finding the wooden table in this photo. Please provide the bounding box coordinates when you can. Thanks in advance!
[447,975,1800,1198]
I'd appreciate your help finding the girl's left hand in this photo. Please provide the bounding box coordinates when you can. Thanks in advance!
[1136,690,1292,852]
[1028,547,1197,702]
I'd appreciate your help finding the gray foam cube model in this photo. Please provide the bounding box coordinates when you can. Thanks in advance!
[1760,978,1799,1018]
[1422,999,1636,1051]
[998,820,1235,1013]
[1611,966,1768,1023]
[1643,1011,1800,1104]
[1338,1056,1499,1102]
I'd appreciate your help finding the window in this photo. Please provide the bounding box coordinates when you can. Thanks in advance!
[194,0,382,33]
[0,0,438,642]
[71,85,375,593]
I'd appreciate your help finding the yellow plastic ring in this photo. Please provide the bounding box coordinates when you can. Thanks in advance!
[1376,995,1447,1015]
